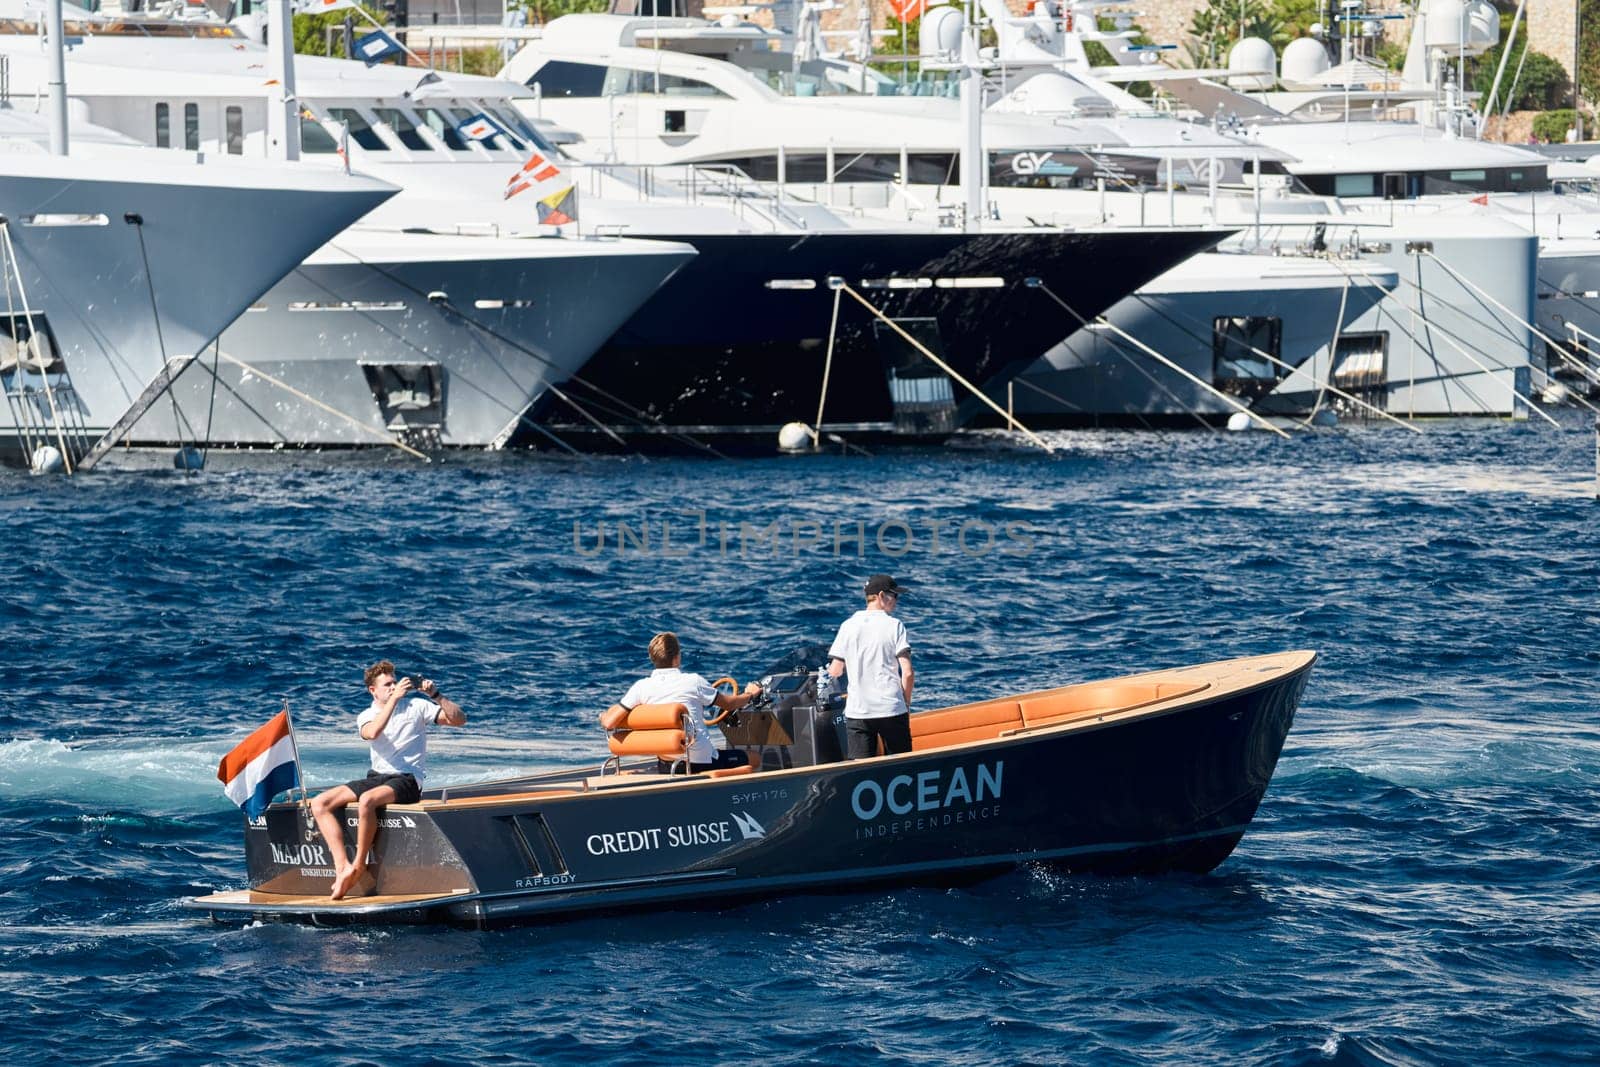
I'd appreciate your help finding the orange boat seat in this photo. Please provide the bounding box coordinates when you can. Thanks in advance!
[600,703,758,777]
[1017,681,1210,728]
[602,702,691,774]
[909,699,1024,752]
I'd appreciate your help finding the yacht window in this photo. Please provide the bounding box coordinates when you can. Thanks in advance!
[776,154,827,182]
[709,155,778,180]
[373,108,431,150]
[603,68,728,98]
[1332,173,1377,198]
[155,102,170,148]
[418,108,469,150]
[910,153,957,185]
[492,106,553,152]
[832,153,902,183]
[225,106,243,155]
[326,107,389,151]
[526,59,608,98]
[300,115,340,154]
[184,102,199,151]
[655,73,725,98]
[1418,166,1547,195]
[1511,166,1546,191]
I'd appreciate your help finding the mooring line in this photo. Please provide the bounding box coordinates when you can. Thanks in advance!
[325,237,727,458]
[1375,266,1560,428]
[1032,280,1290,439]
[837,281,1055,452]
[811,283,843,448]
[0,223,73,471]
[210,351,430,460]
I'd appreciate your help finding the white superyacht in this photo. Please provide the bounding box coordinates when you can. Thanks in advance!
[0,96,395,466]
[0,1,698,450]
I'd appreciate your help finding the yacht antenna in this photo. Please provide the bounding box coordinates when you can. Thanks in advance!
[44,0,66,156]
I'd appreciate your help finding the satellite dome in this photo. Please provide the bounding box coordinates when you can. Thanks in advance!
[1281,37,1331,85]
[920,5,965,61]
[1227,36,1277,91]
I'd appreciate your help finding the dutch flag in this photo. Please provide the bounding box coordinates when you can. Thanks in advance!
[217,711,300,819]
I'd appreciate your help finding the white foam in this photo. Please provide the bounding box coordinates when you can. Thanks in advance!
[0,733,590,813]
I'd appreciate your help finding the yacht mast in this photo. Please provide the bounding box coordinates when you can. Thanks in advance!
[45,0,67,155]
[266,0,301,160]
[959,0,983,226]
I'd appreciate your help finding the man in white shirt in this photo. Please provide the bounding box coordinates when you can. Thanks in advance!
[607,632,763,773]
[312,659,467,900]
[828,574,914,759]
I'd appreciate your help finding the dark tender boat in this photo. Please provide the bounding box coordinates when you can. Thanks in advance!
[186,650,1314,928]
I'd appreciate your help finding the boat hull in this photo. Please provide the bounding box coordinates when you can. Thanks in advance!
[521,227,1229,449]
[123,235,695,449]
[190,651,1312,927]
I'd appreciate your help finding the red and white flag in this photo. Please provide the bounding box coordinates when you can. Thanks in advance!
[216,711,300,819]
[504,152,565,200]
[293,0,364,14]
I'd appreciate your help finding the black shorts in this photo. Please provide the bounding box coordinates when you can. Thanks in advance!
[348,770,421,805]
[846,715,912,759]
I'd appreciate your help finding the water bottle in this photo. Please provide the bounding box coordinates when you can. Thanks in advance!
[815,666,832,703]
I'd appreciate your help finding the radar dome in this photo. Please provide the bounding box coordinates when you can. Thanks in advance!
[1281,37,1331,84]
[1424,0,1498,55]
[1424,0,1466,50]
[921,5,965,61]
[1227,36,1276,91]
[1465,0,1499,51]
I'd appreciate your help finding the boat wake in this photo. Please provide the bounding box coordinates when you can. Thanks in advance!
[0,735,581,813]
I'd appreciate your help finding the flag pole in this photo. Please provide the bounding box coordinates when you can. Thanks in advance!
[282,700,316,840]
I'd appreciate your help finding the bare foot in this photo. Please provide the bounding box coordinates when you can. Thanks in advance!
[330,864,365,901]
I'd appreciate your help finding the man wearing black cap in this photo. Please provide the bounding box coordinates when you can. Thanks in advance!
[827,574,915,759]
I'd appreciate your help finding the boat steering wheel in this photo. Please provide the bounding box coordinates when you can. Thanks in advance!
[705,676,740,726]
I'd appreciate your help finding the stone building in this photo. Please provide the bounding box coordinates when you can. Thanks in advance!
[1117,0,1206,53]
[1525,4,1578,85]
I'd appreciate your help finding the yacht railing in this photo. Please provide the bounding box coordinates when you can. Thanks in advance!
[565,160,812,231]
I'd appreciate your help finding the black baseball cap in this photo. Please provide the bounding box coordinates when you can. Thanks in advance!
[864,574,906,597]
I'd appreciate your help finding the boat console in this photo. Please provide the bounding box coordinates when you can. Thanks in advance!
[715,669,848,770]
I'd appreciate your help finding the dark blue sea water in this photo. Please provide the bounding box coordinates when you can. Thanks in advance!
[3,417,1598,1066]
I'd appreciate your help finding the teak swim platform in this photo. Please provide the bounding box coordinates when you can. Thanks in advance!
[187,650,1316,927]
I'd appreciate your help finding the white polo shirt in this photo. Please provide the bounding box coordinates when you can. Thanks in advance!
[357,694,442,781]
[829,609,911,719]
[620,667,719,764]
